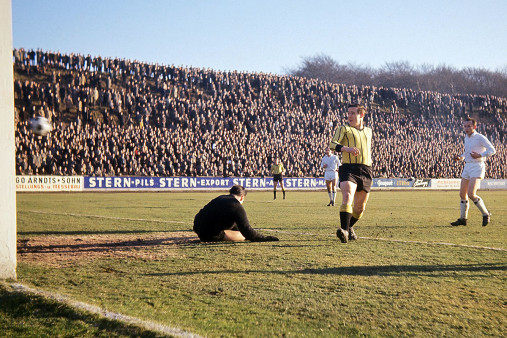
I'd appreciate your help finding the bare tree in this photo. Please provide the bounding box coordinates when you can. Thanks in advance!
[286,54,507,97]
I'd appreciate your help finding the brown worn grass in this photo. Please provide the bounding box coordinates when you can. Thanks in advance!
[18,232,199,267]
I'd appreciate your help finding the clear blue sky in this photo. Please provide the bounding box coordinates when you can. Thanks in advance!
[11,0,507,75]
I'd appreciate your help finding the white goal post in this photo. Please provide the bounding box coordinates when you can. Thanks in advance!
[0,0,16,280]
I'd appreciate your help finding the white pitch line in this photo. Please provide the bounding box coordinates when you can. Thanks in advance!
[261,229,507,252]
[23,210,186,224]
[9,283,203,338]
[19,211,506,252]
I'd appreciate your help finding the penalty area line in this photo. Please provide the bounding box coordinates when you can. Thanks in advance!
[23,210,186,224]
[9,283,203,338]
[261,229,507,252]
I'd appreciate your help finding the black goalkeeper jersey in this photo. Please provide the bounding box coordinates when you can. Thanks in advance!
[193,194,265,241]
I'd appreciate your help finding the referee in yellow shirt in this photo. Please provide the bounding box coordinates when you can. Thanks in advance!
[271,157,286,200]
[329,104,373,243]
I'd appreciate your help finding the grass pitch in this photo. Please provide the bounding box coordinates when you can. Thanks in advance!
[6,190,507,337]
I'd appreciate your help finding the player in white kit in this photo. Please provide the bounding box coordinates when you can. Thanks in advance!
[451,117,496,227]
[320,147,341,206]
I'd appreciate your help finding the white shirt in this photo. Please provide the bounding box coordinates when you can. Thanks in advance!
[460,131,496,163]
[321,154,341,171]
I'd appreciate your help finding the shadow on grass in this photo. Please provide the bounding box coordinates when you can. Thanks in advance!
[184,240,324,248]
[17,234,316,256]
[18,236,200,255]
[296,263,507,276]
[18,230,192,236]
[145,263,507,277]
[17,231,199,256]
[0,285,162,337]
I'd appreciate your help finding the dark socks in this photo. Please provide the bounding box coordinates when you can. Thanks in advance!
[339,212,352,231]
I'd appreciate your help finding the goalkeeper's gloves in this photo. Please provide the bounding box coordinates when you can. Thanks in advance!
[252,235,279,242]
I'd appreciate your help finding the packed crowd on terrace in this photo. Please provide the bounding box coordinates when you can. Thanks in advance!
[13,49,507,179]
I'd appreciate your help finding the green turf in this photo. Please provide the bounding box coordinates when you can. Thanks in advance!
[0,283,164,337]
[8,190,507,337]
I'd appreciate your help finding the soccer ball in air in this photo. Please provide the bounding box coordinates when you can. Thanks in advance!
[29,116,52,136]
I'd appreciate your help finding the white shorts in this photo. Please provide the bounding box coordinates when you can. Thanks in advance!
[324,171,338,181]
[461,162,485,180]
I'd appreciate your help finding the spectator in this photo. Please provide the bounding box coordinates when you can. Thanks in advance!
[13,48,507,179]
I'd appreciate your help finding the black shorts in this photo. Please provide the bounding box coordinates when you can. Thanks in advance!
[339,164,373,193]
[193,215,239,242]
[193,214,226,242]
[273,174,283,182]
[196,231,226,242]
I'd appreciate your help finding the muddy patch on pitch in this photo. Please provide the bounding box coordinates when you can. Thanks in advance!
[17,232,199,267]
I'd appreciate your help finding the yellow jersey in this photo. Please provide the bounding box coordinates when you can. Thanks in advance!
[271,163,285,175]
[329,124,372,166]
